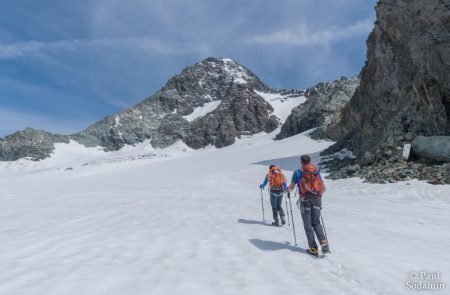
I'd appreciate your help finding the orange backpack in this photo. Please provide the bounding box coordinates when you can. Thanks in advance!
[268,166,286,190]
[300,164,326,196]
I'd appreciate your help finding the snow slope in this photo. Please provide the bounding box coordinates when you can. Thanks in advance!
[254,90,306,123]
[183,100,222,122]
[0,131,449,295]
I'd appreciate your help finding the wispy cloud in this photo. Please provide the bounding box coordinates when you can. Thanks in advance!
[0,37,203,60]
[245,19,374,47]
[0,0,377,136]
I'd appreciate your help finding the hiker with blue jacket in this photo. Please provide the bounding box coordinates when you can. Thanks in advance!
[259,165,288,226]
[287,155,329,256]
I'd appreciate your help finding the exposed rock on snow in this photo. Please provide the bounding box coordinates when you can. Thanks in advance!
[322,143,450,185]
[0,128,69,161]
[276,76,359,140]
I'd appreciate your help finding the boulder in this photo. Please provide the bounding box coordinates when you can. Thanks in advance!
[411,136,450,162]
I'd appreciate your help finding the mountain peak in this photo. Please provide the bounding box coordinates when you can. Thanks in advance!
[202,56,238,65]
[1,58,295,161]
[163,57,267,92]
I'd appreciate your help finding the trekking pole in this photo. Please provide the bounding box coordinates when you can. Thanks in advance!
[260,188,265,221]
[287,191,297,246]
[320,214,330,252]
[284,191,290,226]
[317,160,331,252]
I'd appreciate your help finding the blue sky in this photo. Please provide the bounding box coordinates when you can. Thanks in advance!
[0,0,376,136]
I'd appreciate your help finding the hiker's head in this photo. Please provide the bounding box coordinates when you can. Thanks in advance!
[300,155,311,165]
[269,164,276,170]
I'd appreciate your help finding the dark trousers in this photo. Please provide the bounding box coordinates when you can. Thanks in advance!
[270,190,285,223]
[300,197,326,249]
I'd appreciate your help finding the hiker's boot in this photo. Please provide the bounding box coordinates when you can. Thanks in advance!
[320,240,330,254]
[306,247,319,257]
[281,218,286,225]
[272,221,280,227]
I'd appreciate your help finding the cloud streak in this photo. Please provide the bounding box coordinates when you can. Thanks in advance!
[0,37,204,60]
[245,19,374,47]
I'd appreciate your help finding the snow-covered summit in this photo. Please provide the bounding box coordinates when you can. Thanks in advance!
[0,57,310,161]
[221,58,252,84]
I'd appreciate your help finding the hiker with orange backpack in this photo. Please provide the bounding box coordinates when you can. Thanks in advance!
[287,155,330,257]
[259,165,288,226]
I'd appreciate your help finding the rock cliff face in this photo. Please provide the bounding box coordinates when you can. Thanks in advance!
[326,0,450,158]
[276,76,359,140]
[323,0,450,184]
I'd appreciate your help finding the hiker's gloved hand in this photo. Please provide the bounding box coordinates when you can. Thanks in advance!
[282,183,287,191]
[259,184,265,189]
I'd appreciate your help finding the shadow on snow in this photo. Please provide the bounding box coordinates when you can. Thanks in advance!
[252,151,322,172]
[249,239,306,253]
[238,218,273,227]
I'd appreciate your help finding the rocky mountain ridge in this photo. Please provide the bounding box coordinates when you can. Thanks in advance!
[321,0,450,184]
[276,76,360,140]
[1,58,311,161]
[0,128,69,162]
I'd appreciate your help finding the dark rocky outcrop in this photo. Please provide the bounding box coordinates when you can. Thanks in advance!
[0,128,69,161]
[276,76,359,140]
[327,0,449,154]
[323,0,450,184]
[323,151,450,185]
[186,85,279,148]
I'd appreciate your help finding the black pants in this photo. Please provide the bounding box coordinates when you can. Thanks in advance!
[300,197,326,249]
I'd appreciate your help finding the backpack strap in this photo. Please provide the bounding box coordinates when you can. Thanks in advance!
[296,169,302,190]
[300,168,319,195]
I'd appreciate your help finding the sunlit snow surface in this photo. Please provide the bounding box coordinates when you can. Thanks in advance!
[254,90,306,123]
[0,131,449,295]
[222,58,250,84]
[183,101,222,122]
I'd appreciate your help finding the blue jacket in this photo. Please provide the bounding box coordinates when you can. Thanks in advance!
[292,169,303,188]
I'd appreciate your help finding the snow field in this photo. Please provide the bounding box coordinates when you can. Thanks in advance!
[254,90,306,123]
[183,101,222,122]
[0,131,449,295]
